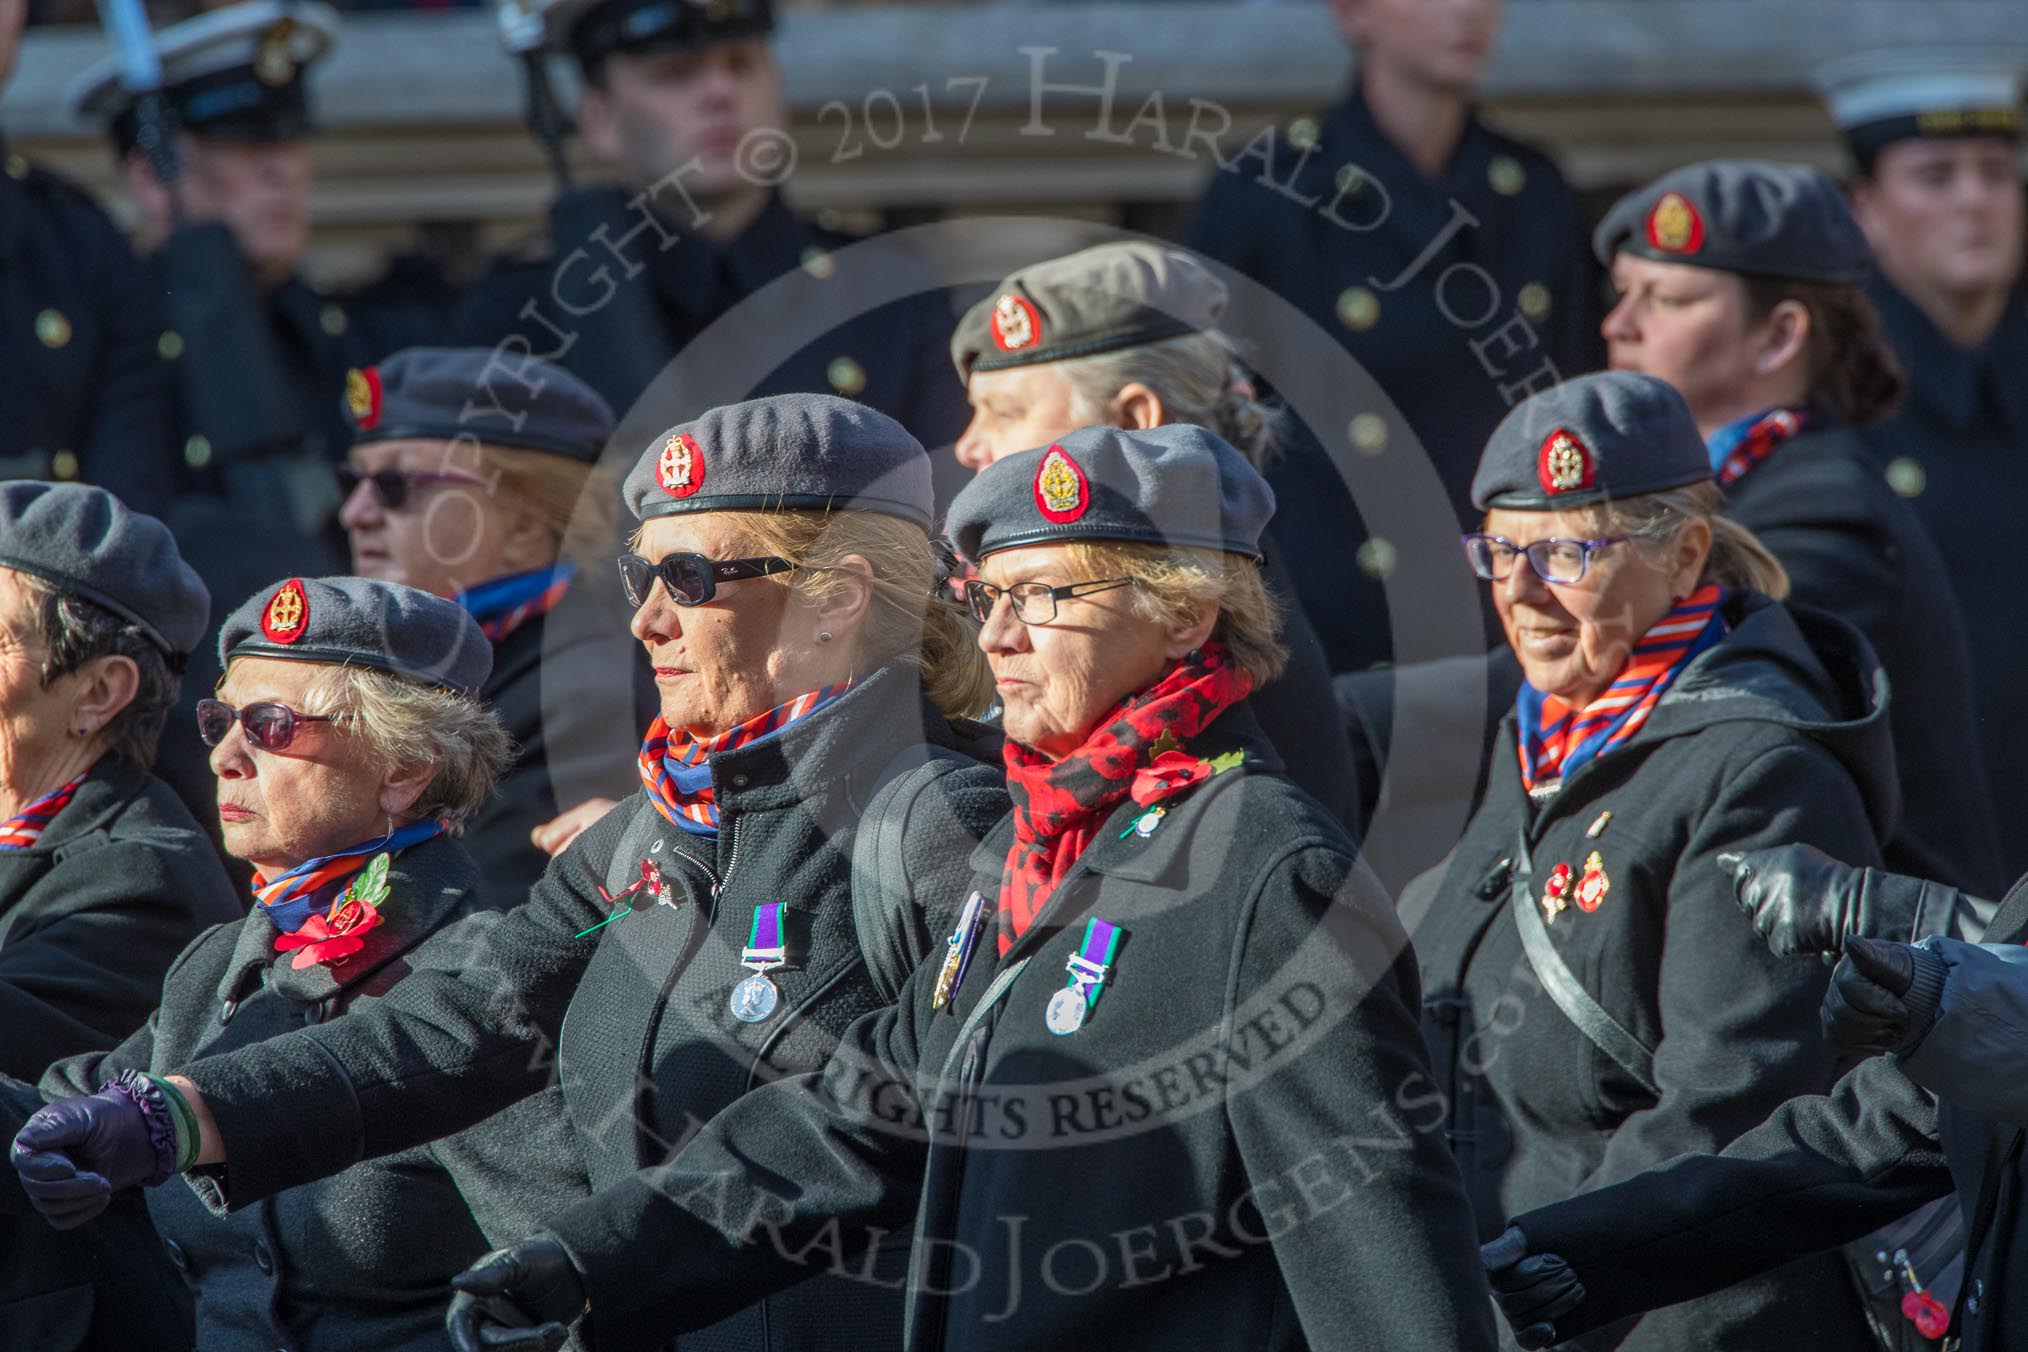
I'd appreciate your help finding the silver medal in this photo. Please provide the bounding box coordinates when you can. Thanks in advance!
[1045,986,1088,1036]
[730,972,780,1023]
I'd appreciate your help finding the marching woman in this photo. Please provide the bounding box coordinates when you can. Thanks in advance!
[13,396,1009,1352]
[948,240,1356,827]
[1411,371,1896,1349]
[6,576,515,1350]
[1594,159,2001,895]
[335,346,657,899]
[434,424,1497,1350]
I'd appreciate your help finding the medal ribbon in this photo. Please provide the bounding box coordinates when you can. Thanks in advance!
[0,772,86,851]
[456,564,577,644]
[1707,406,1810,487]
[742,903,786,972]
[251,820,444,934]
[935,891,990,1011]
[1063,917,1123,1011]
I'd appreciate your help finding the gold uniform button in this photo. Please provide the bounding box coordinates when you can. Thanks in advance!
[35,310,71,349]
[319,304,348,337]
[184,435,213,469]
[1287,116,1320,152]
[1335,163,1367,196]
[158,330,185,361]
[1336,287,1380,332]
[1348,413,1388,455]
[1489,155,1527,196]
[1356,537,1398,580]
[5,154,27,181]
[800,247,835,281]
[1518,283,1552,322]
[1885,457,1926,498]
[827,357,867,397]
[51,450,78,481]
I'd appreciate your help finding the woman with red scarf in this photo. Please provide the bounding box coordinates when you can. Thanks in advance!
[1410,370,1898,1351]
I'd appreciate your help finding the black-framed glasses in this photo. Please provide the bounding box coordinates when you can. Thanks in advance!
[196,699,334,751]
[618,552,797,608]
[335,466,488,511]
[1462,533,1628,586]
[963,577,1132,625]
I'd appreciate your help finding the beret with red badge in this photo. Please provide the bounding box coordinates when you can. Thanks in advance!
[343,347,615,464]
[220,576,492,697]
[1592,159,1872,286]
[1470,371,1711,513]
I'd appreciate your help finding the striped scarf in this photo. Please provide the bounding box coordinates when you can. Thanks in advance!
[1709,406,1810,487]
[251,819,445,934]
[637,681,855,836]
[1517,585,1727,795]
[456,564,576,644]
[0,773,86,851]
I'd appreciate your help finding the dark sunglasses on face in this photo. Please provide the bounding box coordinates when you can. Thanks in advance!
[335,465,487,511]
[196,699,334,751]
[617,552,797,609]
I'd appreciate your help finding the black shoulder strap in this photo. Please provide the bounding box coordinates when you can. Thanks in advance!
[850,746,973,1004]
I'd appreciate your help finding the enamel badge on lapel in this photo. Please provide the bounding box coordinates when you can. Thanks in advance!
[933,891,989,1012]
[1575,852,1611,913]
[1046,917,1123,1035]
[731,903,787,1023]
[1540,862,1573,925]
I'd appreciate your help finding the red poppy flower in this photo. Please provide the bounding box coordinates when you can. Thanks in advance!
[1131,750,1203,806]
[274,895,384,970]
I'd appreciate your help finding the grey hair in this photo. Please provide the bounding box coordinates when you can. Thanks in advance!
[17,572,182,770]
[1056,329,1283,469]
[295,665,512,832]
[1581,481,1791,600]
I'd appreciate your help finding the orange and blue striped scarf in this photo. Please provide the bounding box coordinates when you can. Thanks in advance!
[638,681,855,836]
[252,820,444,933]
[1517,585,1727,795]
[1710,406,1810,487]
[0,773,86,851]
[456,565,576,644]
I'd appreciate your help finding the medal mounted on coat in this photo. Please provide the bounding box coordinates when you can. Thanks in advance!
[933,891,990,1013]
[1046,917,1125,1036]
[731,902,789,1023]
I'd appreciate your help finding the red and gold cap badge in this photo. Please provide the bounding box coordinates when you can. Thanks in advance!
[1034,445,1089,523]
[1537,428,1596,496]
[345,367,382,431]
[658,432,705,499]
[1644,191,1706,255]
[261,578,309,645]
[990,293,1042,352]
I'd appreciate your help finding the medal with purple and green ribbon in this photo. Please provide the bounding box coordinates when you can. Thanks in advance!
[731,903,786,1023]
[1045,917,1123,1036]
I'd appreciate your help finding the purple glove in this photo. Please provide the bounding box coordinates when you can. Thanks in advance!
[10,1080,177,1228]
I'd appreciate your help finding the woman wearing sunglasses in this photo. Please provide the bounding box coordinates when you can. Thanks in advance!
[334,346,657,900]
[1411,371,1896,1351]
[5,575,520,1350]
[15,395,1008,1352]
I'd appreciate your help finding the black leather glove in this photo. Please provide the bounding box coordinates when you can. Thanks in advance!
[1482,1225,1586,1350]
[1821,935,1948,1057]
[447,1237,586,1352]
[10,1087,170,1228]
[1720,845,1959,958]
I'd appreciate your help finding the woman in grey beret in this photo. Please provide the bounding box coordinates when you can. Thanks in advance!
[947,240,1357,829]
[15,395,1011,1352]
[10,574,528,1351]
[1416,370,1897,1350]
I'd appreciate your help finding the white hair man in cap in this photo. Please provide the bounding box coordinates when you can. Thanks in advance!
[453,0,966,454]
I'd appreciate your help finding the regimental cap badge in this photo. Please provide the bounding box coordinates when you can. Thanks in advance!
[345,367,382,431]
[1537,427,1596,496]
[256,20,298,87]
[990,292,1042,353]
[261,577,309,645]
[1033,445,1089,523]
[658,432,705,498]
[1645,191,1706,255]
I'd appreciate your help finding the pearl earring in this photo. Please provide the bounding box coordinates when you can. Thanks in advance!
[817,631,834,643]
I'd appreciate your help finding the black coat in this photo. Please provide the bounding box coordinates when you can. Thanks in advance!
[1508,875,2028,1352]
[1723,415,2000,893]
[1858,279,2028,878]
[1186,83,1601,673]
[1412,594,1896,1350]
[0,760,239,1352]
[0,140,175,497]
[176,664,1008,1352]
[1253,544,1357,829]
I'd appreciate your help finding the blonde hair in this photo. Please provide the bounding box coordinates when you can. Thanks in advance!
[482,444,611,547]
[1061,539,1287,687]
[1055,330,1282,469]
[642,509,994,720]
[292,664,513,832]
[1579,482,1790,599]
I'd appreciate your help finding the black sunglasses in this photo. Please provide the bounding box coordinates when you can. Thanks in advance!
[197,699,334,751]
[617,552,796,608]
[335,466,486,511]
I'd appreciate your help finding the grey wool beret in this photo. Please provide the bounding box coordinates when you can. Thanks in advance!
[621,393,933,529]
[220,576,492,696]
[345,347,615,465]
[0,481,209,657]
[952,241,1227,381]
[946,423,1274,561]
[1593,159,1872,287]
[1470,371,1712,512]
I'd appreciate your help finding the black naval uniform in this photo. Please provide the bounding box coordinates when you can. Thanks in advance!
[1858,279,2028,877]
[1186,85,1601,672]
[455,189,967,452]
[1413,595,1894,1350]
[0,141,176,500]
[1507,872,2028,1352]
[178,664,1008,1352]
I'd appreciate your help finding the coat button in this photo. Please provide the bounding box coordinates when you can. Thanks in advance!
[730,773,750,789]
[163,1238,189,1271]
[253,1241,274,1275]
[1884,456,1926,498]
[1336,287,1380,331]
[1489,155,1527,196]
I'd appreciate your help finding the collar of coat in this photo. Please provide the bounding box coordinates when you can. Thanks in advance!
[1867,273,2028,434]
[637,187,815,320]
